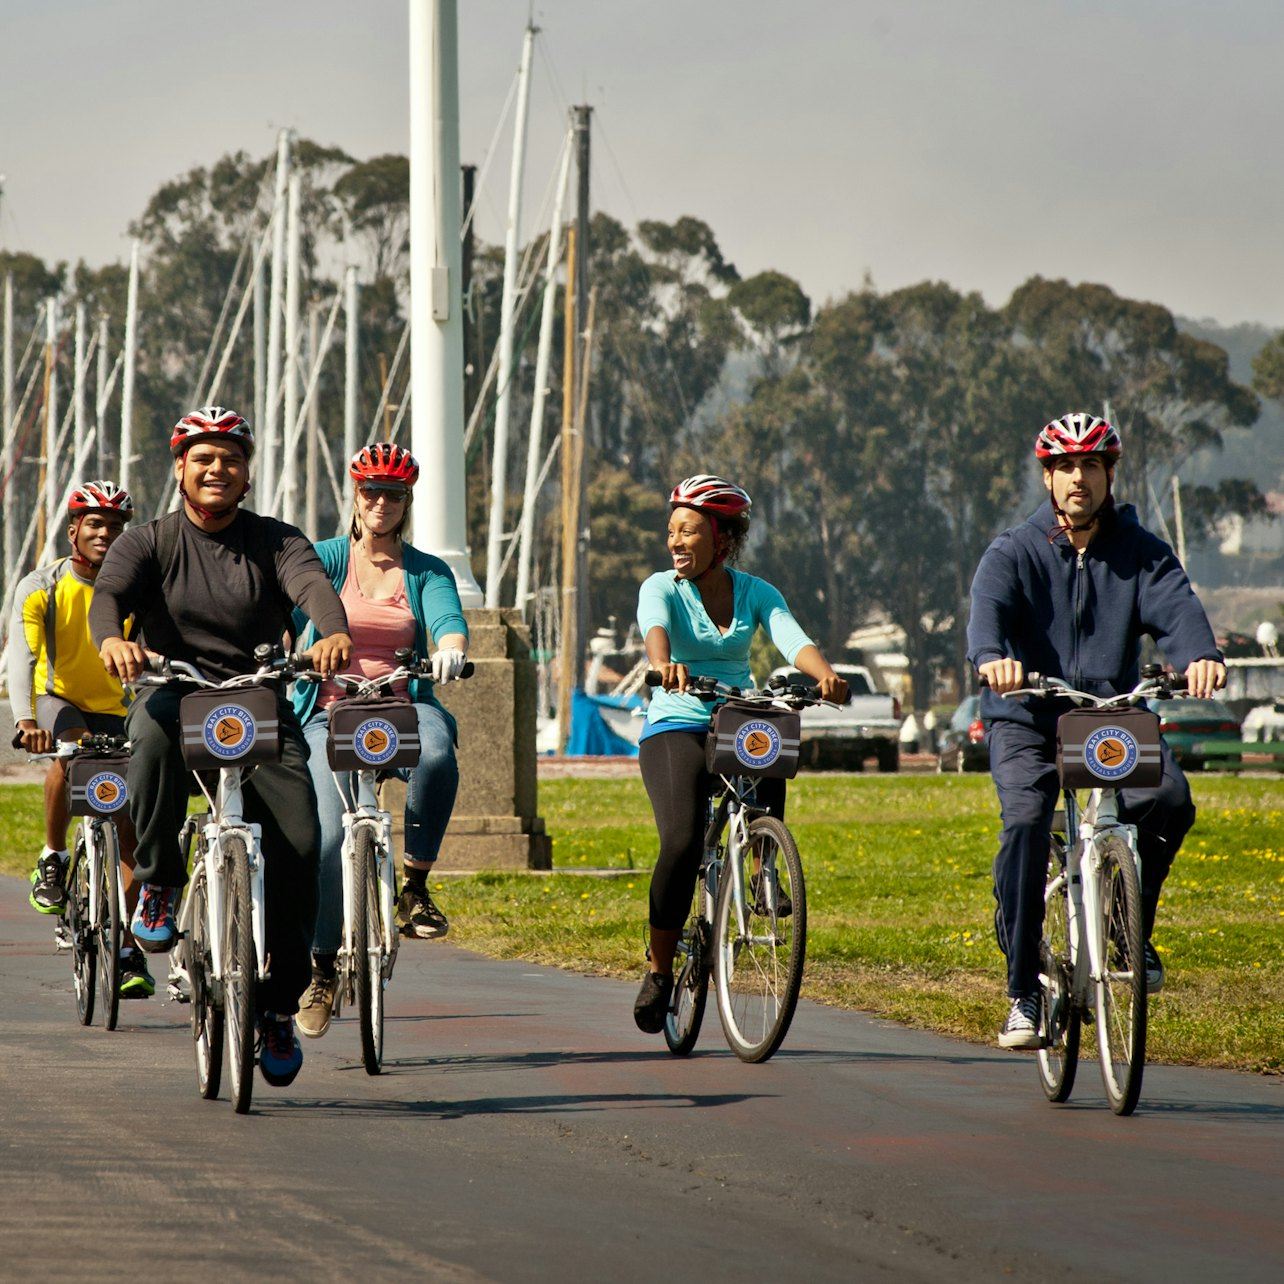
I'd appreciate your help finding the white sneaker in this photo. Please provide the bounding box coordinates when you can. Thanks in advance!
[998,994,1041,1049]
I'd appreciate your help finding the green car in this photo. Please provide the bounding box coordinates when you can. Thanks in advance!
[1145,697,1242,770]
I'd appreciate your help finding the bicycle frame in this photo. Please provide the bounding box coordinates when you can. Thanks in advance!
[1059,788,1142,1001]
[335,770,399,994]
[179,764,268,989]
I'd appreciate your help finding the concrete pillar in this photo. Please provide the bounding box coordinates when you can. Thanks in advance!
[383,606,551,870]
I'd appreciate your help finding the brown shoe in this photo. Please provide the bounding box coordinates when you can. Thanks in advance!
[296,967,337,1039]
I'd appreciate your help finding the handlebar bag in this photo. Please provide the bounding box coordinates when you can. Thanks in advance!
[1056,707,1163,790]
[67,755,132,818]
[327,699,421,771]
[706,702,802,780]
[180,687,282,769]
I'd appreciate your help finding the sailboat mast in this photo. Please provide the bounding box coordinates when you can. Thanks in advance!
[484,21,538,607]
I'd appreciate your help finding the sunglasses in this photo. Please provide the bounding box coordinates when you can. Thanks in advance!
[358,484,409,502]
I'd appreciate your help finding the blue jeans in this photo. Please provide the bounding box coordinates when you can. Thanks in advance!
[302,702,459,956]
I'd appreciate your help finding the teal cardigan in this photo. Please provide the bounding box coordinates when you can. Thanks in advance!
[290,536,469,740]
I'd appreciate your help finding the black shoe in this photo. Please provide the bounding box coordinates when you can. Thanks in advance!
[633,971,674,1034]
[118,950,155,998]
[1143,941,1165,994]
[749,871,792,918]
[396,884,449,939]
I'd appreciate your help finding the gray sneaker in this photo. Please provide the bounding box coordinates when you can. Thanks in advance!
[396,885,449,939]
[998,994,1041,1049]
[296,968,337,1039]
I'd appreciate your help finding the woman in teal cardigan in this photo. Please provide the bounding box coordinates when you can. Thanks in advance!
[292,443,469,1039]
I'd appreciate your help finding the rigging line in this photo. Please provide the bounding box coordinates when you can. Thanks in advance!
[594,114,643,228]
[367,321,410,442]
[3,327,49,463]
[185,160,279,405]
[463,68,522,241]
[203,215,276,405]
[6,301,47,408]
[465,273,550,464]
[463,233,558,454]
[497,433,560,586]
[534,35,572,120]
[269,287,345,515]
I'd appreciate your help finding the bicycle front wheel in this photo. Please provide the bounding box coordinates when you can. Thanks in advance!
[222,837,257,1115]
[68,833,96,1027]
[713,815,807,1063]
[187,861,224,1101]
[95,826,122,1032]
[353,828,385,1075]
[1037,834,1080,1103]
[1094,836,1146,1115]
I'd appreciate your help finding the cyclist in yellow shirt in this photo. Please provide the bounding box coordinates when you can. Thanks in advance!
[7,481,149,996]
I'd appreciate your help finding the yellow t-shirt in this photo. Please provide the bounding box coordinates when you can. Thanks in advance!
[7,558,128,722]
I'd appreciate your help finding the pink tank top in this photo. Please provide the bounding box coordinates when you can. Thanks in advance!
[318,550,416,708]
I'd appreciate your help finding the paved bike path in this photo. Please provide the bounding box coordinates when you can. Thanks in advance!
[0,871,1280,1283]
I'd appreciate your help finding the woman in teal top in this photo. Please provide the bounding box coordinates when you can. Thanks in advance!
[632,474,848,1034]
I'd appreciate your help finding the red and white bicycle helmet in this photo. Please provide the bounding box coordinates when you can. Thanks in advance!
[1035,413,1122,463]
[67,480,134,517]
[170,405,255,458]
[350,442,420,487]
[668,474,752,519]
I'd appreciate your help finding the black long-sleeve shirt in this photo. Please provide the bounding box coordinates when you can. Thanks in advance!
[89,509,348,682]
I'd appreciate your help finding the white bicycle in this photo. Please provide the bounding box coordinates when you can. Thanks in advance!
[998,666,1183,1115]
[309,651,473,1074]
[137,645,302,1114]
[21,732,132,1030]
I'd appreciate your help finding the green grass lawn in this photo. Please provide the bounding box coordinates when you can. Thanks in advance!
[3,772,1280,1071]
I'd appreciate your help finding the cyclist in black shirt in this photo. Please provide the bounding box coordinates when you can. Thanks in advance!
[90,405,353,1087]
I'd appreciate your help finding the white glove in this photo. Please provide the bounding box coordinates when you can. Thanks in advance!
[431,647,468,682]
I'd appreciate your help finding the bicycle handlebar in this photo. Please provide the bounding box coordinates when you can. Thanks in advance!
[644,670,833,710]
[301,650,476,698]
[979,669,1189,706]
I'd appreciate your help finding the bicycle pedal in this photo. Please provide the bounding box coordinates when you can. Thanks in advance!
[53,927,73,951]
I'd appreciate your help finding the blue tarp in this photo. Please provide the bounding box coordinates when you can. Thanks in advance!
[566,689,643,757]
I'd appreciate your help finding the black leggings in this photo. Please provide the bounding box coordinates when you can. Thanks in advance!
[639,729,786,931]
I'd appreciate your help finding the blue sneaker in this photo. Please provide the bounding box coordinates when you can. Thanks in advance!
[130,884,179,953]
[258,1012,303,1087]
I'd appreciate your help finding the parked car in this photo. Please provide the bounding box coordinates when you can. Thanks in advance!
[937,695,989,773]
[1145,697,1242,770]
[769,663,902,771]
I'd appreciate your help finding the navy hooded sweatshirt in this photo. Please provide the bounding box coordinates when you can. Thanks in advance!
[966,499,1221,732]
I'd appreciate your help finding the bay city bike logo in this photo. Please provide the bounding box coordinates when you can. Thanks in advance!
[734,719,783,770]
[351,717,401,766]
[202,704,259,759]
[1081,725,1142,781]
[85,771,128,813]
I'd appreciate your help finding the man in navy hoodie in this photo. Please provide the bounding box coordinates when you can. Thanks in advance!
[967,413,1225,1049]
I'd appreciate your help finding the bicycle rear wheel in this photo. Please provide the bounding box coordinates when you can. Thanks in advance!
[1037,834,1080,1103]
[1095,835,1146,1115]
[95,826,122,1032]
[713,815,807,1063]
[664,909,712,1057]
[353,828,385,1075]
[188,861,224,1101]
[68,833,96,1027]
[222,837,256,1115]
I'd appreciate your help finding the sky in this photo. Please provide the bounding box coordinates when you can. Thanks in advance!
[3,0,1284,329]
